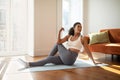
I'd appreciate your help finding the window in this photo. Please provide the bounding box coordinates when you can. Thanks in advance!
[62,0,83,36]
[0,0,9,51]
[0,0,28,56]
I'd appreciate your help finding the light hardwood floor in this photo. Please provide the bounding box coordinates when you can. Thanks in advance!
[1,54,120,80]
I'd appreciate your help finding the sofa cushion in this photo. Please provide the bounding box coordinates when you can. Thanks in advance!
[89,43,120,54]
[89,31,110,45]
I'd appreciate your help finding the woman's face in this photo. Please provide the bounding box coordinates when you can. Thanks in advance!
[74,24,82,34]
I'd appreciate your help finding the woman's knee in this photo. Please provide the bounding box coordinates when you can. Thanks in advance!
[57,44,62,47]
[54,43,62,48]
[58,44,65,50]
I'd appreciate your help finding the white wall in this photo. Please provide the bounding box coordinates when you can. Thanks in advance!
[28,0,62,56]
[34,0,57,56]
[83,0,120,34]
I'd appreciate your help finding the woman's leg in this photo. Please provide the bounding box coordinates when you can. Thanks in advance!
[29,56,63,67]
[18,44,77,67]
[48,44,58,56]
[57,44,78,65]
[28,44,78,67]
[18,44,64,67]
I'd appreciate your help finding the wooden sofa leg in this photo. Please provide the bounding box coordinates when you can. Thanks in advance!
[111,54,114,61]
[117,55,120,61]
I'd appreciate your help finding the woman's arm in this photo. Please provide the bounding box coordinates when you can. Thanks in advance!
[57,28,70,44]
[81,37,97,64]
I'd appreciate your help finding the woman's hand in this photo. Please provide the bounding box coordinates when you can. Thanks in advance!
[59,27,64,33]
[93,61,102,65]
[57,27,69,44]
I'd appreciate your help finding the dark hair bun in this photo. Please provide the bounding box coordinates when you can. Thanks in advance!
[68,22,81,36]
[68,27,74,36]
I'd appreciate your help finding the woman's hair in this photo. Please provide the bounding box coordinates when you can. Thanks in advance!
[68,22,81,36]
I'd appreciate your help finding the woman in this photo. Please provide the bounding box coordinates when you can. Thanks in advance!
[18,22,98,68]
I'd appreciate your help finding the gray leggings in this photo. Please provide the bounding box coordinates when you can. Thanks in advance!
[29,44,78,67]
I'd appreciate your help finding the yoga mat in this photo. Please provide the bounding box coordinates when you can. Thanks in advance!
[5,59,107,74]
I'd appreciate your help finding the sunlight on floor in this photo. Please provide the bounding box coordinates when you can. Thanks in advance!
[100,66,120,75]
[2,56,34,80]
[2,72,34,80]
[112,65,120,68]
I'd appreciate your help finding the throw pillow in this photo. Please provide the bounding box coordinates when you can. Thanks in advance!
[89,31,110,45]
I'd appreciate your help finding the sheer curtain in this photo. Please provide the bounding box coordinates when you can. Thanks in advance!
[0,0,28,56]
[62,0,83,36]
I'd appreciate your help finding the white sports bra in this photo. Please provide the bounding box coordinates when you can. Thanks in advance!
[65,35,83,51]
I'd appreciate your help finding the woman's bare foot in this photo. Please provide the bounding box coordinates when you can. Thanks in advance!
[18,58,30,68]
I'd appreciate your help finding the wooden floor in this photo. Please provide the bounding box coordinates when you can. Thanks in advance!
[1,54,120,80]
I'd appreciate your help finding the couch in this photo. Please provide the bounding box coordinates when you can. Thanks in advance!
[85,28,120,60]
